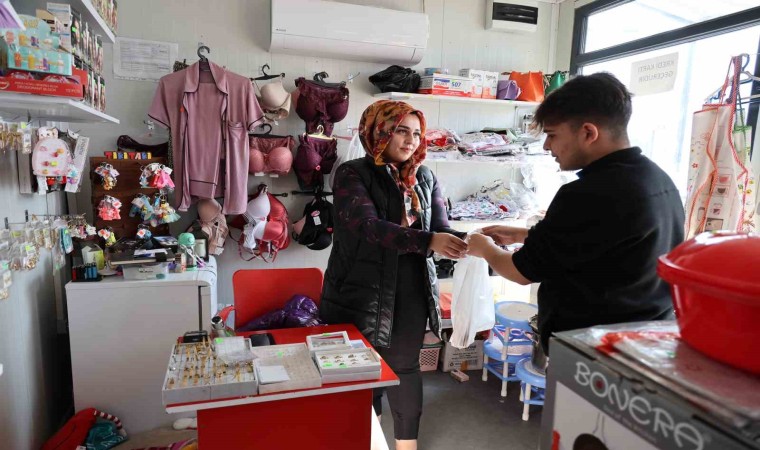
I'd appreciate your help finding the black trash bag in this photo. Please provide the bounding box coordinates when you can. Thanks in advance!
[369,65,421,93]
[239,294,323,331]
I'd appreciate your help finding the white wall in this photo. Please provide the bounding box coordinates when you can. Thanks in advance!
[0,156,68,449]
[68,0,556,304]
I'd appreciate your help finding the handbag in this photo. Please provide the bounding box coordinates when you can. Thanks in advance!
[369,65,421,93]
[685,56,757,238]
[509,71,545,102]
[496,78,521,100]
[544,70,568,95]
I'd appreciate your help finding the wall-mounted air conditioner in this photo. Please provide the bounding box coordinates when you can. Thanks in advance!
[486,0,540,33]
[270,0,429,66]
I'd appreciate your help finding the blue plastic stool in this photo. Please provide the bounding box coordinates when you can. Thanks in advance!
[482,301,537,397]
[515,358,546,421]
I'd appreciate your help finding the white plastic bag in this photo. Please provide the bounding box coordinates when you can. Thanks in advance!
[450,255,494,349]
[330,132,365,189]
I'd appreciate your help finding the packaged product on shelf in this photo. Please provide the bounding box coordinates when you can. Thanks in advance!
[482,71,499,99]
[418,74,471,97]
[0,15,73,75]
[70,8,81,58]
[112,0,118,32]
[458,69,485,98]
[99,75,106,112]
[0,69,85,98]
[95,35,103,73]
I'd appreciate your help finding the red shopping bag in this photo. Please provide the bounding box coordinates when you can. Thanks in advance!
[510,71,545,102]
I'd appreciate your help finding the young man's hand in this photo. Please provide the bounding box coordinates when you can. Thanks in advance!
[466,233,498,258]
[481,225,528,246]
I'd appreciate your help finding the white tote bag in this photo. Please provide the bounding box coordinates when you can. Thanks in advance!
[685,56,757,238]
[450,255,494,349]
[329,132,365,189]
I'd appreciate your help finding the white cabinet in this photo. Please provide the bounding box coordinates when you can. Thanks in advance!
[65,258,217,434]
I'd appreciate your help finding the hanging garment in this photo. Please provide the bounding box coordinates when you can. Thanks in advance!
[254,78,292,122]
[293,77,349,135]
[148,61,264,215]
[248,134,295,175]
[685,56,757,238]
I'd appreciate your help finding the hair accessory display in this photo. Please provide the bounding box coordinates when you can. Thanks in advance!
[136,224,152,240]
[148,194,181,226]
[139,163,175,192]
[94,163,120,190]
[97,227,117,247]
[31,127,75,176]
[129,194,155,221]
[97,196,122,221]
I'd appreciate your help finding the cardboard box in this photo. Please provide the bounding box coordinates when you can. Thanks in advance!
[0,68,85,98]
[440,340,483,372]
[540,330,759,450]
[458,69,485,98]
[418,74,471,97]
[482,71,499,99]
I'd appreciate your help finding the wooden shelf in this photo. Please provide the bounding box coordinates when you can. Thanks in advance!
[72,0,116,43]
[373,92,540,108]
[0,92,119,124]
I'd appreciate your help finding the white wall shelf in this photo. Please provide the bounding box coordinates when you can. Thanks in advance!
[0,93,119,124]
[72,0,116,43]
[373,92,540,108]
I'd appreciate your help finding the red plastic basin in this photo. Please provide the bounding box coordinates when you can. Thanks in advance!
[657,231,760,375]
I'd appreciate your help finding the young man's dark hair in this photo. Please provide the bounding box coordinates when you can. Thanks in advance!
[533,72,633,138]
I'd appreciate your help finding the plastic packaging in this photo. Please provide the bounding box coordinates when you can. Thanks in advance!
[449,254,494,349]
[239,294,323,331]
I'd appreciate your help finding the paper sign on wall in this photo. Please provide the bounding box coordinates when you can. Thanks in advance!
[114,37,178,81]
[630,52,679,96]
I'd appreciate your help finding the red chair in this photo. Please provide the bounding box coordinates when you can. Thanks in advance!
[218,268,323,330]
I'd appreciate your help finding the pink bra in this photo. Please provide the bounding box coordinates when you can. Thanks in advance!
[249,135,295,176]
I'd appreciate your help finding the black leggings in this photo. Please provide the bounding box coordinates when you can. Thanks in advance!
[373,253,429,440]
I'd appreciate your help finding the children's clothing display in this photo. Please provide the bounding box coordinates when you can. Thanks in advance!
[148,61,264,215]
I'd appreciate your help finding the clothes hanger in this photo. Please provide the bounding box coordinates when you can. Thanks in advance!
[197,45,211,71]
[310,71,346,88]
[249,123,290,139]
[307,124,335,140]
[252,64,285,81]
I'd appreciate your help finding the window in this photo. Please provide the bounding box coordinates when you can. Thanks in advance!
[571,0,760,196]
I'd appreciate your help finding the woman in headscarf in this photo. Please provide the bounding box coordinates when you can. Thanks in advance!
[320,100,468,449]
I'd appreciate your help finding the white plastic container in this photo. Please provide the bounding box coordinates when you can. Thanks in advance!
[122,262,169,280]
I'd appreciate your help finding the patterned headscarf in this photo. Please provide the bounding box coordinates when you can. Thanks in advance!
[359,100,427,224]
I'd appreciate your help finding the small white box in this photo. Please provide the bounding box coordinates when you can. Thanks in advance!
[459,69,485,98]
[306,331,352,356]
[314,348,382,384]
[122,262,169,280]
[482,71,499,99]
[418,75,472,97]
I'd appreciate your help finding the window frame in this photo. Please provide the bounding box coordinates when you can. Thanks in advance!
[570,0,760,154]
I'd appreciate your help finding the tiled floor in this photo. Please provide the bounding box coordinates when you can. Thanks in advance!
[379,370,542,450]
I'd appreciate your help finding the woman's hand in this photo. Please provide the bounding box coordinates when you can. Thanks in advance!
[429,232,468,259]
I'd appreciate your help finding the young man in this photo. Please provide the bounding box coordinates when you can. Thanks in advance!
[468,73,684,354]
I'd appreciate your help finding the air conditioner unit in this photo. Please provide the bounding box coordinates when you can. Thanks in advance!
[270,0,428,66]
[486,0,539,33]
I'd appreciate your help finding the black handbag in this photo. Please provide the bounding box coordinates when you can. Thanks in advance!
[369,65,421,93]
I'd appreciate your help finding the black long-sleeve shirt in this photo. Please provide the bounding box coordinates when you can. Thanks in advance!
[512,147,685,353]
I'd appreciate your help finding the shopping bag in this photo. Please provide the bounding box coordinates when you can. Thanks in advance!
[510,71,545,102]
[450,255,494,349]
[544,70,567,95]
[685,56,757,238]
[330,131,365,189]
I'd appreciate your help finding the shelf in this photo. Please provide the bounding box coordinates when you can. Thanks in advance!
[373,92,540,108]
[0,92,119,124]
[72,0,116,43]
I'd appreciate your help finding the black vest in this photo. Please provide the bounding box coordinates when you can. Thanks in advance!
[320,156,441,348]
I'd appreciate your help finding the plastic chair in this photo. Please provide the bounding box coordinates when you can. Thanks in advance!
[482,301,537,397]
[218,268,323,330]
[516,358,546,421]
